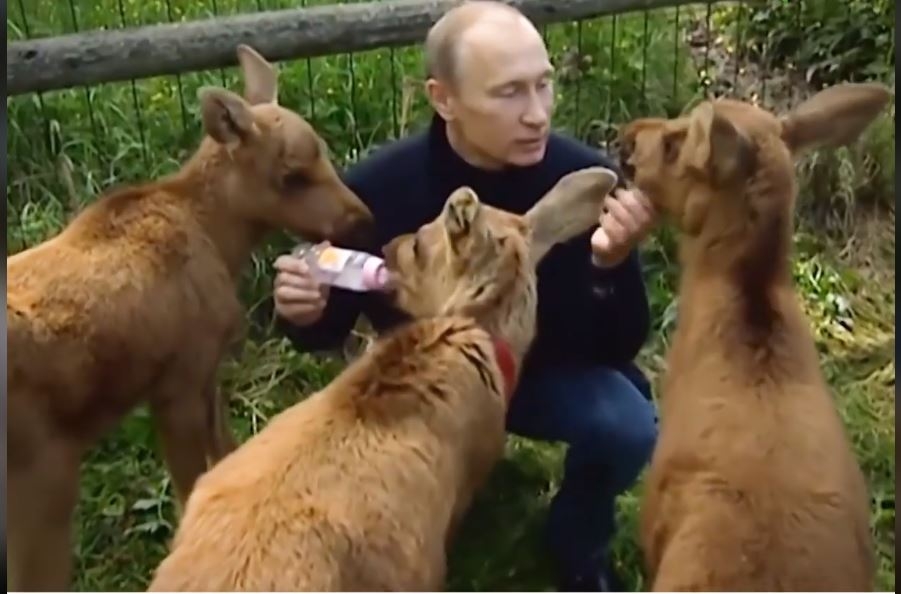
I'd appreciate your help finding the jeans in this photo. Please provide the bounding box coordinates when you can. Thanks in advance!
[505,364,658,583]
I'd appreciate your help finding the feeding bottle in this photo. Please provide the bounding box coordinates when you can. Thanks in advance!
[292,241,391,293]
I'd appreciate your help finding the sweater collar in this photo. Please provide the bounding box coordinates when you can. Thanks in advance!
[426,113,542,186]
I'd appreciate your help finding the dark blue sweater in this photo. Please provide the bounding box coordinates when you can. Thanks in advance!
[278,115,652,392]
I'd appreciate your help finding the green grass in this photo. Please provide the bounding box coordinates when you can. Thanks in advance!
[7,0,895,591]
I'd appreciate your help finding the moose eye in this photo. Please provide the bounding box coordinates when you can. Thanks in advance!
[662,130,688,163]
[282,171,310,192]
[662,137,677,162]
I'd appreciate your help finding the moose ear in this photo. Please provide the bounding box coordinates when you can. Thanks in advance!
[236,44,279,105]
[198,87,256,145]
[681,101,756,185]
[780,82,892,155]
[442,186,489,254]
[679,101,715,173]
[524,166,618,264]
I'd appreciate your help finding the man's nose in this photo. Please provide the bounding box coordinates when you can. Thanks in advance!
[521,92,549,127]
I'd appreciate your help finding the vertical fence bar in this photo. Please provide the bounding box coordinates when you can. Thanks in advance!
[301,0,317,124]
[347,51,361,156]
[702,1,713,96]
[733,0,744,97]
[15,0,52,158]
[209,0,229,87]
[759,1,769,108]
[672,6,681,108]
[116,0,150,171]
[604,15,618,149]
[66,0,103,162]
[574,19,583,137]
[640,10,649,113]
[164,0,190,135]
[792,0,803,107]
[389,48,399,138]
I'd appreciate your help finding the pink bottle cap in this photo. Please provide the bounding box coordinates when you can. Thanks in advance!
[362,257,390,290]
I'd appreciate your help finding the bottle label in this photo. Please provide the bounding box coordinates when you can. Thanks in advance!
[316,246,352,273]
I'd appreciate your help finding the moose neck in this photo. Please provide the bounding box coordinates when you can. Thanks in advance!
[678,171,796,336]
[173,146,269,281]
[469,279,537,367]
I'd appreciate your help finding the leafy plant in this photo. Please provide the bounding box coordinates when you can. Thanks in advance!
[740,0,894,88]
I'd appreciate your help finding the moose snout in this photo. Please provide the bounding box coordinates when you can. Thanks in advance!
[381,236,403,269]
[332,187,376,246]
[614,137,636,182]
[341,208,376,247]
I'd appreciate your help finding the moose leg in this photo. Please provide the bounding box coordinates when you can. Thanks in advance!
[149,363,223,508]
[205,380,238,463]
[150,395,209,508]
[8,438,81,592]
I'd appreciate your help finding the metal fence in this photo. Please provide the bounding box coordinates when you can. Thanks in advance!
[5,0,893,253]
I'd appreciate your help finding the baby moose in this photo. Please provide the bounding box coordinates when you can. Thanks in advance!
[618,82,891,591]
[7,45,372,592]
[147,166,619,592]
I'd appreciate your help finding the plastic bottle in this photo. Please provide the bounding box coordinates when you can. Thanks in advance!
[292,241,391,292]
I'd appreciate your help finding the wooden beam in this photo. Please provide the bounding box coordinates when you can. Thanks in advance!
[7,0,712,96]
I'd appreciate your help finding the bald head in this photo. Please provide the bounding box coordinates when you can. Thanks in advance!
[423,0,554,170]
[425,1,543,87]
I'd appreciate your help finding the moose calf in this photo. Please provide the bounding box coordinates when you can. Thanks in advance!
[146,167,619,591]
[6,44,373,591]
[618,82,891,590]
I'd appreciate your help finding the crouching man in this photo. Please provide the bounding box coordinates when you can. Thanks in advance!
[272,2,658,590]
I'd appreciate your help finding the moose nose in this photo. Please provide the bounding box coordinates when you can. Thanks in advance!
[615,141,635,181]
[381,237,401,267]
[342,214,376,249]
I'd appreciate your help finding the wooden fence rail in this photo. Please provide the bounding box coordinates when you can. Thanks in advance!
[7,0,714,97]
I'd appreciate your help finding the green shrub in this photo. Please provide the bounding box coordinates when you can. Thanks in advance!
[740,0,894,88]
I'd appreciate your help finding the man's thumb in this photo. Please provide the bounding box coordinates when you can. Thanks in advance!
[591,226,610,255]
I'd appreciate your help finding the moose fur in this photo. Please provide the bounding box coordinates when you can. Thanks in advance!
[6,44,373,592]
[617,82,891,591]
[146,167,619,591]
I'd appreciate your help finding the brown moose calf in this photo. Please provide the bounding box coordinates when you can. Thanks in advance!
[146,167,619,592]
[618,83,891,591]
[6,44,373,592]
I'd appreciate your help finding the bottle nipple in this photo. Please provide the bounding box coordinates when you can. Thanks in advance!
[362,257,391,291]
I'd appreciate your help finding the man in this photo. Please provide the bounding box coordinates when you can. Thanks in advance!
[272,1,658,590]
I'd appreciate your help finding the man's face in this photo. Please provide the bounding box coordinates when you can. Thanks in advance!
[445,18,555,168]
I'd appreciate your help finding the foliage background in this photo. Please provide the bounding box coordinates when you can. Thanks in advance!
[6,0,896,590]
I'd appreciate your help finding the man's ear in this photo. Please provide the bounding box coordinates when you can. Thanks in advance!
[524,166,618,264]
[426,77,456,122]
[780,82,892,155]
[198,87,256,146]
[236,44,279,105]
[680,101,756,185]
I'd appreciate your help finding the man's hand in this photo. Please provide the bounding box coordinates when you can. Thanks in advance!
[273,254,330,327]
[590,187,656,268]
